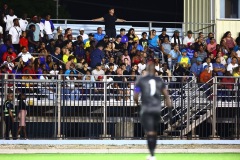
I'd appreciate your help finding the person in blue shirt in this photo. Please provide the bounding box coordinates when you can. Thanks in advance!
[190,57,203,77]
[168,44,180,70]
[213,57,226,76]
[90,44,105,68]
[93,27,105,42]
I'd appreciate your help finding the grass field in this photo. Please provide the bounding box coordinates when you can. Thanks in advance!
[0,153,240,160]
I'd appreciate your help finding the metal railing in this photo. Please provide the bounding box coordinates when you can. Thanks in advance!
[0,74,239,140]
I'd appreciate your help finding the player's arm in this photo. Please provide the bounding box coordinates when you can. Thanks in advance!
[162,88,172,107]
[92,17,104,21]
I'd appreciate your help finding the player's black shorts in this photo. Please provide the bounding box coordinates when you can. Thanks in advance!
[140,111,161,132]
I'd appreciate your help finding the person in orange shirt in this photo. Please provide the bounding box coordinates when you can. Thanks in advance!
[200,65,212,97]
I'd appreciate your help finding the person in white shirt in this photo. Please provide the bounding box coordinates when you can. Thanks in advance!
[18,46,33,63]
[0,26,3,44]
[92,63,105,80]
[202,57,213,71]
[183,30,195,48]
[19,13,28,31]
[8,18,22,53]
[227,57,238,74]
[39,70,55,100]
[79,28,88,41]
[138,58,146,74]
[3,9,17,32]
[40,14,54,39]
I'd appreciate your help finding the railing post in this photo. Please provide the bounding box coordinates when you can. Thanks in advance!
[212,76,217,138]
[0,74,6,139]
[103,76,107,137]
[57,75,61,139]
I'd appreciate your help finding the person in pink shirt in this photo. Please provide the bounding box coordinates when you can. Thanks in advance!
[207,37,217,54]
[121,49,131,66]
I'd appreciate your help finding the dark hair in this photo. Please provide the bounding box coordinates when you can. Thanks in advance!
[142,32,147,36]
[29,24,35,29]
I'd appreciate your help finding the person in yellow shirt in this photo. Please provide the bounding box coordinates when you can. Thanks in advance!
[62,47,77,64]
[233,66,240,77]
[177,49,191,69]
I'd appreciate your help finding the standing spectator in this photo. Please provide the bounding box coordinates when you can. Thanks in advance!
[40,14,55,39]
[27,24,38,53]
[0,3,9,36]
[158,27,169,44]
[3,93,16,140]
[183,30,195,48]
[199,65,212,97]
[8,18,22,53]
[92,7,126,38]
[79,28,88,41]
[26,16,41,43]
[18,13,28,32]
[90,44,105,68]
[53,26,63,40]
[94,27,105,42]
[16,93,28,140]
[19,31,28,51]
[3,9,17,33]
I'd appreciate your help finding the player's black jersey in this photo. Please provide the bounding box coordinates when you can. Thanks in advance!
[135,75,166,110]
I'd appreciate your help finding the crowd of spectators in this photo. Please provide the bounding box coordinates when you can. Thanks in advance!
[0,3,240,101]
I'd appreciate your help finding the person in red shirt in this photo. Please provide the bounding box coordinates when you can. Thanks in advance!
[200,65,212,98]
[19,31,28,51]
[220,71,236,101]
[22,60,37,79]
[2,47,17,63]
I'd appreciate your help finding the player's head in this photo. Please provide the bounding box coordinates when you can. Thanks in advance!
[146,62,155,75]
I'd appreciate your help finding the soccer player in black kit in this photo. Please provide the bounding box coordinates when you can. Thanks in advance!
[134,62,172,160]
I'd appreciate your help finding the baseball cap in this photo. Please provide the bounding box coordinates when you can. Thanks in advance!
[204,65,209,69]
[162,27,167,32]
[174,30,180,33]
[79,28,84,31]
[197,57,203,62]
[187,30,193,34]
[57,26,63,30]
[181,49,187,53]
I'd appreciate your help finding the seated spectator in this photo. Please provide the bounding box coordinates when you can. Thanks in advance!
[129,63,140,75]
[37,42,48,56]
[199,65,212,97]
[0,39,15,63]
[46,55,54,69]
[65,63,77,76]
[222,31,236,52]
[49,63,59,78]
[22,60,37,79]
[105,63,116,75]
[190,57,203,78]
[46,39,55,55]
[219,71,235,102]
[105,56,118,72]
[123,58,131,73]
[213,57,226,76]
[194,36,206,52]
[78,62,90,75]
[3,55,14,72]
[227,57,238,74]
[38,69,55,99]
[62,47,77,64]
[121,49,131,65]
[207,37,217,55]
[177,49,191,69]
[92,63,105,80]
[168,44,180,70]
[131,50,142,65]
[191,52,198,65]
[186,44,195,59]
[65,55,75,70]
[113,68,129,101]
[227,50,238,64]
[148,29,160,53]
[233,66,240,77]
[206,32,215,45]
[183,30,195,48]
[18,46,33,63]
[120,63,129,75]
[215,51,227,66]
[203,57,213,72]
[159,63,172,83]
[93,27,105,42]
[154,58,161,72]
[138,58,146,74]
[161,36,171,63]
[170,30,182,49]
[51,47,62,63]
[82,70,96,100]
[2,46,17,63]
[139,32,148,52]
[197,45,207,61]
